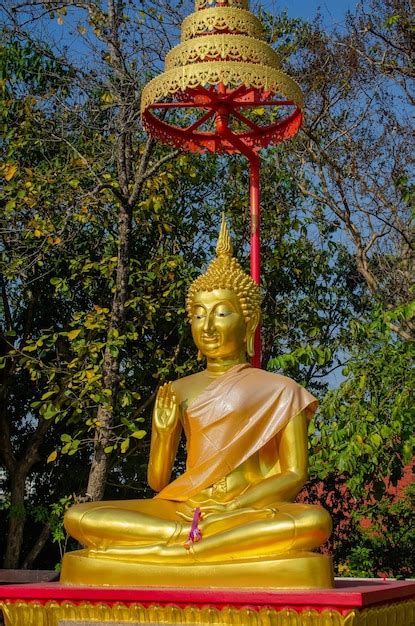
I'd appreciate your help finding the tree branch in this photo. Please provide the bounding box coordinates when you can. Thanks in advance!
[129,148,181,208]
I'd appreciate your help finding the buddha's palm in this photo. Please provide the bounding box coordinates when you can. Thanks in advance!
[153,382,179,433]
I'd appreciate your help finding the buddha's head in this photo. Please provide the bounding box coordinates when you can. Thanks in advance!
[186,216,261,359]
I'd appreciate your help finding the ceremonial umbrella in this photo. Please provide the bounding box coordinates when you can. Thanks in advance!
[141,0,304,367]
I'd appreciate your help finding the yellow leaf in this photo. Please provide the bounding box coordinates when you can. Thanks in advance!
[67,329,82,341]
[57,15,64,25]
[47,450,58,463]
[34,229,43,237]
[101,92,115,104]
[77,25,86,35]
[121,438,130,453]
[72,157,87,167]
[4,163,18,181]
[252,107,265,115]
[86,370,94,380]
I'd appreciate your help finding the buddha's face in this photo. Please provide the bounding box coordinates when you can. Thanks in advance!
[190,289,248,359]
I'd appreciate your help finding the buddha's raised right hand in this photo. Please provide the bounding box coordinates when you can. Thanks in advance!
[153,382,179,433]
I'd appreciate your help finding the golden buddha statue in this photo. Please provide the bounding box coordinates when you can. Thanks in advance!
[61,217,333,588]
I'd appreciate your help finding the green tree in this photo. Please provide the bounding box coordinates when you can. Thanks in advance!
[314,306,414,499]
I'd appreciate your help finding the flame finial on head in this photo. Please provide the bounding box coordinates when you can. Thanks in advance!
[216,213,233,258]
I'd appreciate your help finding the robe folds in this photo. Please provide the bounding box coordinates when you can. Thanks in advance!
[155,364,317,502]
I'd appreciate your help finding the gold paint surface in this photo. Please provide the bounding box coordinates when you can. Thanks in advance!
[1,600,414,626]
[181,8,265,41]
[141,63,304,114]
[61,551,334,588]
[165,34,280,70]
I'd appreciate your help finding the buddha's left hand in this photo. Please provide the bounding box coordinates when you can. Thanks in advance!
[176,502,235,521]
[200,502,278,517]
[177,501,277,522]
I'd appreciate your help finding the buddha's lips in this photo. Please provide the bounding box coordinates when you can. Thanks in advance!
[201,334,219,342]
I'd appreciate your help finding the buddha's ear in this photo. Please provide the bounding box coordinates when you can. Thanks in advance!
[246,310,260,358]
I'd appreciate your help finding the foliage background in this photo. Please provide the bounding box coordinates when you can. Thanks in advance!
[0,0,413,576]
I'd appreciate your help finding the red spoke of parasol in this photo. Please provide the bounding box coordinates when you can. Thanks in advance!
[233,100,295,107]
[185,107,218,132]
[229,108,262,132]
[148,101,212,109]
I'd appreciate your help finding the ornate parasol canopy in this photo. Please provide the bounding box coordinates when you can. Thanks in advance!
[141,0,304,366]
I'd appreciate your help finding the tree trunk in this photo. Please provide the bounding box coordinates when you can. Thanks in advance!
[21,524,51,570]
[85,202,132,501]
[1,413,51,567]
[3,473,26,568]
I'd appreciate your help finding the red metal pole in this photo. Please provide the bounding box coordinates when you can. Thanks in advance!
[249,154,261,368]
[212,89,262,367]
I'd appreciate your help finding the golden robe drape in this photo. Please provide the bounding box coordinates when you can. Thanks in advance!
[156,364,317,502]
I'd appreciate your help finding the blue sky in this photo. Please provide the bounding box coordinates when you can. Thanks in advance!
[22,0,359,65]
[263,0,357,26]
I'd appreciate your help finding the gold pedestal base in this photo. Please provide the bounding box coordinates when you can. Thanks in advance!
[61,549,334,588]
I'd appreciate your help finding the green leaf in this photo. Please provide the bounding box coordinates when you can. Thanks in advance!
[41,390,57,400]
[108,345,119,357]
[131,430,146,439]
[370,433,382,448]
[22,344,37,352]
[42,403,59,420]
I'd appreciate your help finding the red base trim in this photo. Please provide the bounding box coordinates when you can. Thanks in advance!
[0,579,413,612]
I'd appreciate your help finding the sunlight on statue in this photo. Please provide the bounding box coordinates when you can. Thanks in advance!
[61,216,333,588]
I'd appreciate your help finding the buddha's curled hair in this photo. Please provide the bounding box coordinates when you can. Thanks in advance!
[186,216,261,324]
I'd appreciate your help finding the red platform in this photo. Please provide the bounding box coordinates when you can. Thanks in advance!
[0,578,414,607]
[0,578,414,625]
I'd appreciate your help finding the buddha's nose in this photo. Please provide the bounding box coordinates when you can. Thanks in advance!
[203,311,215,332]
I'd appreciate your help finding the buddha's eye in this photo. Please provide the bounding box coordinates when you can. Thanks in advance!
[215,307,232,317]
[193,307,206,320]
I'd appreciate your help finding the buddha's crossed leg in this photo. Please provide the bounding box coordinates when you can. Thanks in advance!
[65,500,331,562]
[64,499,188,549]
